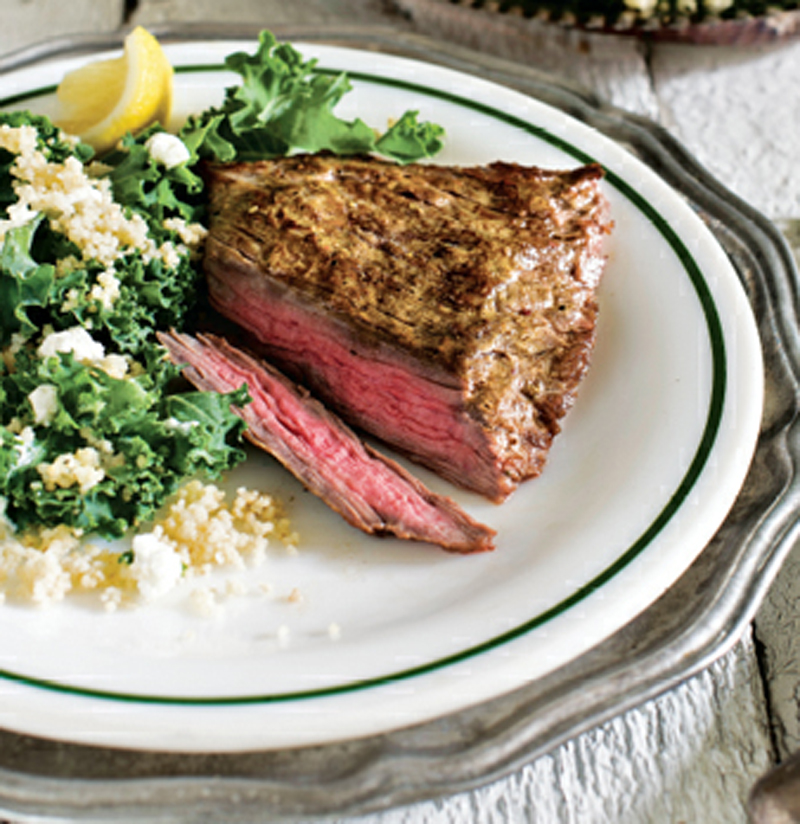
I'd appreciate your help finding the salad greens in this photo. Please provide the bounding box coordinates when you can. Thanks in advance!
[0,118,246,538]
[179,30,445,164]
[104,129,206,226]
[3,343,248,536]
[0,30,446,542]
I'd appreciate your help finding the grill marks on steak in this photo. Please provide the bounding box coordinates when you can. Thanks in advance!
[203,153,612,501]
[159,331,496,553]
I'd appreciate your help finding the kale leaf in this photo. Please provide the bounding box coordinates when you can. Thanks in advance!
[180,30,445,164]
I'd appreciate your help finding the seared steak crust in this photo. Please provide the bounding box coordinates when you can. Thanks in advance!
[203,153,612,501]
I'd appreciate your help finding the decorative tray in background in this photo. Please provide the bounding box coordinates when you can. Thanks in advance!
[399,0,800,44]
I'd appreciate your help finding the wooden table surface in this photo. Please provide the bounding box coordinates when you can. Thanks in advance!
[3,1,800,821]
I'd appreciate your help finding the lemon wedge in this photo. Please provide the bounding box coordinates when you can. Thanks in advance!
[54,26,173,155]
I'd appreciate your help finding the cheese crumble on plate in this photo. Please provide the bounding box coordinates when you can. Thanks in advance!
[0,481,298,609]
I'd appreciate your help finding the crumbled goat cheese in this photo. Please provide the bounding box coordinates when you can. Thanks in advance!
[97,352,130,380]
[145,132,191,169]
[27,384,58,426]
[38,325,105,363]
[0,123,38,157]
[0,482,297,607]
[37,325,129,379]
[164,417,198,434]
[704,0,733,11]
[130,529,184,601]
[163,216,208,248]
[60,288,81,313]
[79,426,117,459]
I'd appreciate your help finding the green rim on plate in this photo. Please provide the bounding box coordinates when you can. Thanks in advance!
[0,63,726,706]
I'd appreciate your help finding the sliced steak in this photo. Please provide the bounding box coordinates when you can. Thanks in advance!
[159,330,495,553]
[202,153,612,502]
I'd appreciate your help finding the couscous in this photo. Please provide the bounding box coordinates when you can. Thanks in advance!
[0,114,294,608]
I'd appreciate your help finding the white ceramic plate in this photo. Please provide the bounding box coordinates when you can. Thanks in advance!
[0,39,763,753]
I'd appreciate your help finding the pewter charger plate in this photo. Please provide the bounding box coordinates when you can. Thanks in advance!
[0,24,793,821]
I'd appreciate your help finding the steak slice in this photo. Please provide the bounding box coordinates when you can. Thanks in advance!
[203,153,612,502]
[159,330,495,553]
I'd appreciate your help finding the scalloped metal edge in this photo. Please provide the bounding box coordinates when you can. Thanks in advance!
[0,22,797,822]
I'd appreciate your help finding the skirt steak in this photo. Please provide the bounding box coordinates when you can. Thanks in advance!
[202,153,612,502]
[159,330,495,553]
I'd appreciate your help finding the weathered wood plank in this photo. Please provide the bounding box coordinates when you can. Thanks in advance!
[0,0,123,56]
[346,634,773,823]
[131,0,408,28]
[649,39,800,220]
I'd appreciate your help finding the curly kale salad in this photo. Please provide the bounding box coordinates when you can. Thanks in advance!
[0,31,444,607]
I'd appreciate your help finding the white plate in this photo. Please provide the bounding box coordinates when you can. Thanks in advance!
[0,39,763,753]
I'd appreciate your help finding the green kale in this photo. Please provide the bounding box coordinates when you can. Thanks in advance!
[0,110,248,538]
[180,30,445,165]
[51,252,203,358]
[0,111,206,361]
[1,351,247,537]
[0,218,55,345]
[103,128,206,229]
